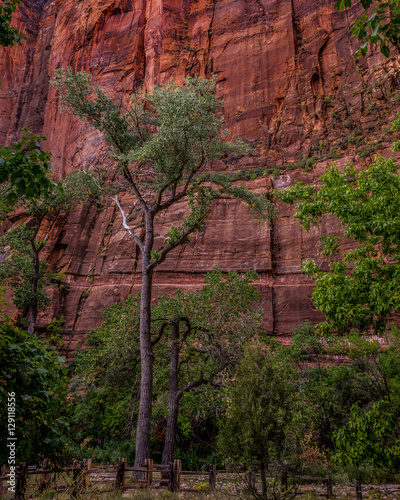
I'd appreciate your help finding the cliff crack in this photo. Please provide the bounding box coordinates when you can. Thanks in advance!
[205,0,216,76]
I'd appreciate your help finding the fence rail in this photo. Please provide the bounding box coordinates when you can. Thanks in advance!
[0,459,343,499]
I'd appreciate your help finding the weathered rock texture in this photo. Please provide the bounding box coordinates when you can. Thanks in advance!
[1,0,400,352]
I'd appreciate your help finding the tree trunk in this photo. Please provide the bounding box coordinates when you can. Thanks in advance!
[162,321,181,465]
[27,305,37,335]
[27,243,40,335]
[261,461,267,499]
[134,261,154,467]
[135,213,155,468]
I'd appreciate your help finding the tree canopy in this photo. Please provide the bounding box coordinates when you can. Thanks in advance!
[278,137,400,334]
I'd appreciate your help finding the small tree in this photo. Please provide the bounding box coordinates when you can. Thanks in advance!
[155,268,262,465]
[277,138,400,335]
[52,69,271,465]
[0,131,98,333]
[218,343,294,498]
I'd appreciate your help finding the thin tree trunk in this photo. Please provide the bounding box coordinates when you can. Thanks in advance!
[135,213,155,468]
[261,461,267,498]
[27,242,40,335]
[162,321,181,465]
[27,306,37,335]
[162,394,180,465]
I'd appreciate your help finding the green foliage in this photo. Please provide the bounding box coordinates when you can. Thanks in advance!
[0,0,25,47]
[333,401,400,473]
[156,267,262,371]
[68,296,141,443]
[218,342,294,468]
[0,130,52,206]
[0,225,52,312]
[277,149,400,334]
[0,323,69,464]
[51,69,270,262]
[70,439,136,464]
[392,112,400,151]
[334,0,400,59]
[288,323,400,471]
[69,269,262,452]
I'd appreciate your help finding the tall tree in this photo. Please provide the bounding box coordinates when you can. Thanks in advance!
[52,70,271,465]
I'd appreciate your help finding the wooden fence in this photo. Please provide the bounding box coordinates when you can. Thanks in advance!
[0,459,343,499]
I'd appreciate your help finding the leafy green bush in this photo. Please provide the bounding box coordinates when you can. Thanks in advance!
[0,323,69,464]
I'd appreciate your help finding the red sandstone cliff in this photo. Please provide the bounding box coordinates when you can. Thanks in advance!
[0,0,400,351]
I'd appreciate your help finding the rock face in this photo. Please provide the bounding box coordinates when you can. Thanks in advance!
[1,0,400,352]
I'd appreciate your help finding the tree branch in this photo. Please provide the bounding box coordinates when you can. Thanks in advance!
[177,360,233,398]
[119,160,150,215]
[147,209,211,271]
[151,321,169,347]
[110,195,144,252]
[156,155,206,214]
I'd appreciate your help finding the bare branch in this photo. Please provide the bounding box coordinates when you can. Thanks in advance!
[110,194,144,252]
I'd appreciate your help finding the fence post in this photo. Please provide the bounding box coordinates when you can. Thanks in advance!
[356,479,362,500]
[326,475,332,499]
[39,459,51,493]
[83,459,91,491]
[116,458,126,489]
[72,460,83,498]
[169,460,181,492]
[1,464,6,497]
[209,465,216,490]
[15,462,28,500]
[144,458,153,488]
[175,459,181,491]
[169,462,175,492]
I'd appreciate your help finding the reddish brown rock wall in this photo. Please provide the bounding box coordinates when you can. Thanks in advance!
[1,0,400,352]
